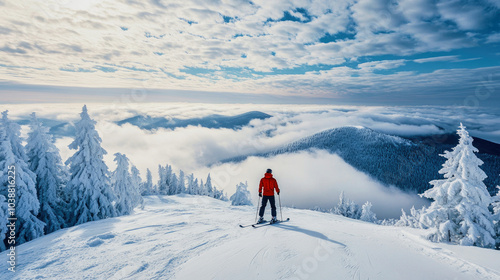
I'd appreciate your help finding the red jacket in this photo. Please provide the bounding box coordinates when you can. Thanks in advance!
[259,173,280,196]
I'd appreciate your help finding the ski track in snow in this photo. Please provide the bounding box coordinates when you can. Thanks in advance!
[2,195,500,280]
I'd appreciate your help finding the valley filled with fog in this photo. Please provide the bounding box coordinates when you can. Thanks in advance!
[8,103,500,218]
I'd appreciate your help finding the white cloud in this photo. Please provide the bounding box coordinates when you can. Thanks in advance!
[358,59,406,71]
[196,150,429,219]
[486,33,500,43]
[436,0,489,30]
[414,55,459,63]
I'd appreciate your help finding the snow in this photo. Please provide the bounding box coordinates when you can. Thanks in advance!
[230,182,252,206]
[420,123,495,247]
[2,195,500,280]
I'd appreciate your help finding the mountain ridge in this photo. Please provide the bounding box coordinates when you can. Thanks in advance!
[116,111,272,130]
[223,126,500,194]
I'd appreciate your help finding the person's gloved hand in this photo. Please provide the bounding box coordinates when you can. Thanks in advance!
[259,192,262,197]
[277,191,280,195]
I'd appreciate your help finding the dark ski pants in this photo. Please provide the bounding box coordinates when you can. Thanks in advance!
[259,195,277,218]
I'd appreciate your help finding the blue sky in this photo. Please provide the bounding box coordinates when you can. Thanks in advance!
[0,0,499,105]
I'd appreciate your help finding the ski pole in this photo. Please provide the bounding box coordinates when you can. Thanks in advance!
[255,195,261,223]
[278,193,283,221]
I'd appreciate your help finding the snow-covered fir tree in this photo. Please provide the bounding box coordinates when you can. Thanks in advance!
[131,165,142,194]
[170,173,179,195]
[26,113,66,233]
[158,164,176,195]
[0,128,10,251]
[212,187,222,200]
[199,178,206,196]
[214,187,228,201]
[142,168,154,195]
[112,153,142,216]
[420,123,495,248]
[396,206,424,228]
[332,191,360,219]
[157,165,168,195]
[193,178,200,195]
[65,105,117,226]
[360,201,377,223]
[0,194,7,251]
[186,173,195,194]
[1,111,45,244]
[230,182,253,206]
[165,165,173,195]
[2,111,28,161]
[177,170,186,194]
[493,186,500,249]
[205,174,213,197]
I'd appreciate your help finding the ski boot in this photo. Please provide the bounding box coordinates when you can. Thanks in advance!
[257,216,265,224]
[270,217,277,224]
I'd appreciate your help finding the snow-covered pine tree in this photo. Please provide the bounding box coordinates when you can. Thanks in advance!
[220,190,229,202]
[65,105,117,226]
[193,178,200,195]
[230,182,253,206]
[360,201,377,223]
[158,164,174,195]
[157,165,167,195]
[396,206,423,228]
[177,170,186,194]
[112,153,141,216]
[26,113,66,233]
[0,194,7,251]
[420,123,495,248]
[170,173,178,195]
[165,165,173,195]
[131,165,142,194]
[199,178,206,196]
[0,127,9,251]
[205,174,213,197]
[493,186,500,249]
[186,173,195,195]
[130,164,144,208]
[1,111,45,243]
[2,111,28,162]
[212,186,228,201]
[212,186,221,199]
[142,168,154,195]
[332,191,360,219]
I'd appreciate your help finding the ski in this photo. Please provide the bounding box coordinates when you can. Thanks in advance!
[239,220,267,228]
[252,218,289,228]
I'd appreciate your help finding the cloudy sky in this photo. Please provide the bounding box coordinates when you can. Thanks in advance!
[1,0,499,105]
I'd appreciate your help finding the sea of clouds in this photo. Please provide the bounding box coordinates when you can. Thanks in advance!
[5,103,499,218]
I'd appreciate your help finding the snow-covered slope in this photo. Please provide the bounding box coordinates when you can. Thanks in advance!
[3,195,500,280]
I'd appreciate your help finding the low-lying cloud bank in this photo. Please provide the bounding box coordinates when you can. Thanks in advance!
[7,103,500,143]
[194,150,429,219]
[5,103,496,219]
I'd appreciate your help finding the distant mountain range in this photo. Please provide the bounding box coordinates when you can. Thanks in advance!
[16,118,76,138]
[15,111,272,137]
[116,111,272,130]
[223,126,500,195]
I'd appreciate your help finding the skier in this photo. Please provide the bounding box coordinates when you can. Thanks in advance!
[258,169,280,224]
